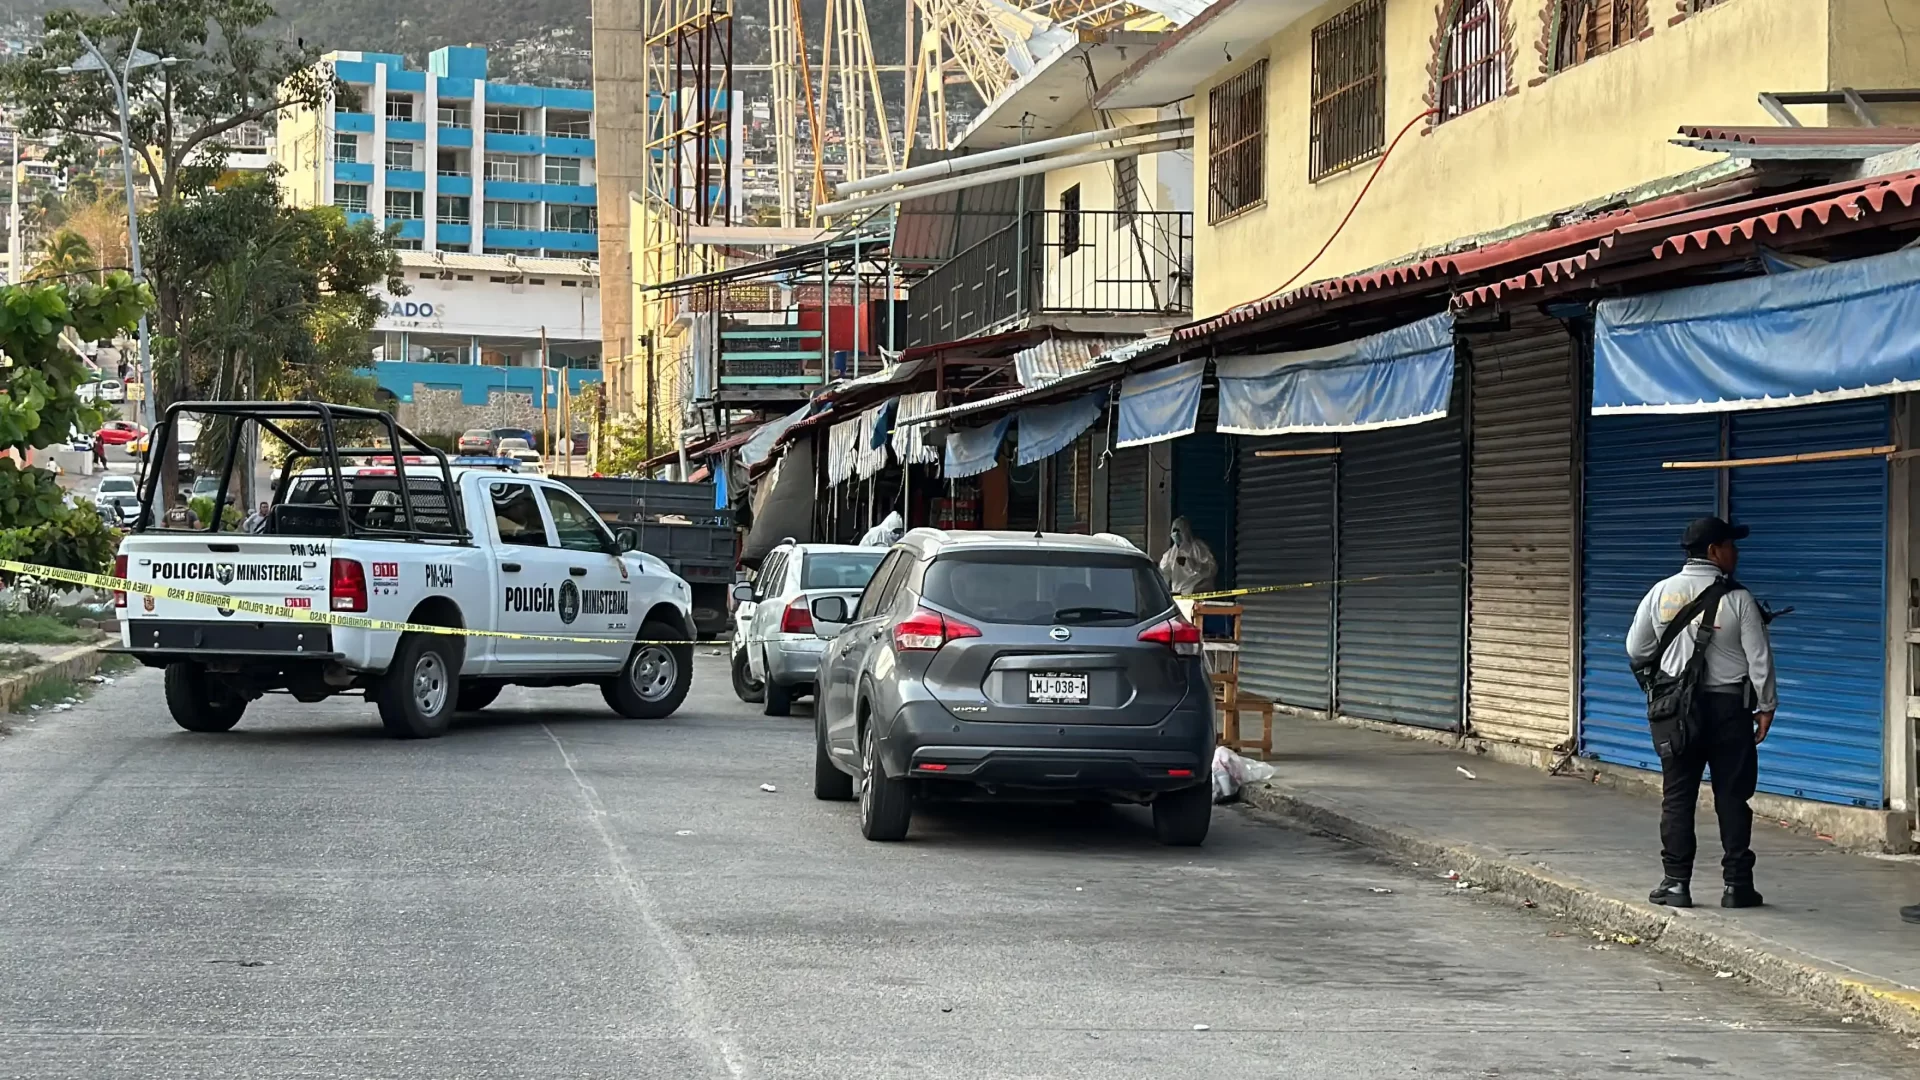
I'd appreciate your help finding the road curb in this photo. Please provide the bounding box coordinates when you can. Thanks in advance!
[0,642,112,717]
[1239,780,1920,1036]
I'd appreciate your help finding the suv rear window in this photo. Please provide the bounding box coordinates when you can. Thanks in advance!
[802,551,885,589]
[923,550,1172,626]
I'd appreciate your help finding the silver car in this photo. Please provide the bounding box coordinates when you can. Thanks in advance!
[731,543,886,716]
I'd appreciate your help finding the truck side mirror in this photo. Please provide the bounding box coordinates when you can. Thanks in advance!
[613,526,639,552]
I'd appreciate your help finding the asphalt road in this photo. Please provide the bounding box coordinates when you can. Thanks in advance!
[1,653,1915,1079]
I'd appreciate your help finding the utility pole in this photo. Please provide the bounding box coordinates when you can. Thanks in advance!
[53,29,180,436]
[7,128,21,285]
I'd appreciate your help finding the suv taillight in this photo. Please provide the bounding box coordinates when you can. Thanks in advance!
[1139,616,1202,657]
[780,596,814,634]
[112,554,128,608]
[893,607,981,652]
[330,558,368,612]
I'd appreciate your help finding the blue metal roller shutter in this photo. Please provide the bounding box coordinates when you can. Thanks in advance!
[1728,401,1887,808]
[1235,437,1335,710]
[1336,411,1465,730]
[1579,415,1719,769]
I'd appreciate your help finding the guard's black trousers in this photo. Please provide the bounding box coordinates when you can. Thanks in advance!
[1659,691,1759,886]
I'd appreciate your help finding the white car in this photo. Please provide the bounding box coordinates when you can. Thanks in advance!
[116,445,697,739]
[496,437,543,470]
[98,378,126,402]
[731,542,886,716]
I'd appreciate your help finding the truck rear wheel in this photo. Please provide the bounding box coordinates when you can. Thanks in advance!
[163,662,247,733]
[602,619,692,719]
[377,633,458,739]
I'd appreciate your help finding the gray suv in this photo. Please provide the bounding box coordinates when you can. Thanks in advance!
[808,529,1215,845]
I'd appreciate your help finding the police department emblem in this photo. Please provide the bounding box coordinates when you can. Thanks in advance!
[558,579,580,625]
[215,563,236,586]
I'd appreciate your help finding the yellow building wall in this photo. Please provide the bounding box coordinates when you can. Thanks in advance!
[274,97,326,209]
[1192,0,1839,319]
[1829,0,1920,126]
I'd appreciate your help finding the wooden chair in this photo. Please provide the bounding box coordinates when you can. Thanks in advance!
[1192,600,1273,760]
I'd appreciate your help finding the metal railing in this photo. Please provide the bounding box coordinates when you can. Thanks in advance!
[904,209,1192,347]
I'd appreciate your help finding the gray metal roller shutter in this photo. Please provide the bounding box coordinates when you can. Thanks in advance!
[1235,437,1336,711]
[1107,445,1149,551]
[1467,315,1576,748]
[1337,396,1465,730]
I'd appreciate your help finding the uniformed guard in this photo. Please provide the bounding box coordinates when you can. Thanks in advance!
[1625,516,1774,910]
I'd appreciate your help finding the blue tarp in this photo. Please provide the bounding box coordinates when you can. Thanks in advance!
[1016,392,1105,465]
[943,415,1011,478]
[1117,358,1206,448]
[1595,246,1920,414]
[1216,312,1455,435]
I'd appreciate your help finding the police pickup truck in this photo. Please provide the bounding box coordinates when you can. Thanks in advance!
[114,402,696,738]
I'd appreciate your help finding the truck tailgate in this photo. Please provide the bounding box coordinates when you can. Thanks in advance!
[124,537,330,622]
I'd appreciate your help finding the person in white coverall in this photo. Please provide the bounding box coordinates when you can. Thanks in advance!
[860,510,904,547]
[1158,516,1217,596]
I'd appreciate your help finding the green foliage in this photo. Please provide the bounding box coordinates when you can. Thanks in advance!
[595,410,676,477]
[0,273,146,451]
[187,497,242,530]
[0,0,331,205]
[0,272,145,577]
[0,614,90,646]
[28,229,97,282]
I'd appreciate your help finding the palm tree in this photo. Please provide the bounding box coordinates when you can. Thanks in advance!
[27,229,95,282]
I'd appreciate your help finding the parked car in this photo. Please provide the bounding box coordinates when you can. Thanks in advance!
[731,543,886,714]
[493,427,537,451]
[457,428,496,455]
[497,436,542,467]
[96,420,146,446]
[809,530,1215,845]
[94,475,141,525]
[97,378,126,402]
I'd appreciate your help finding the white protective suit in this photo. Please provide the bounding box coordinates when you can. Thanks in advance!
[860,510,904,547]
[1158,516,1218,596]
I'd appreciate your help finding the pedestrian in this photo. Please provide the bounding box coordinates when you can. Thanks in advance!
[91,437,106,471]
[1625,516,1774,910]
[162,487,200,530]
[243,500,269,534]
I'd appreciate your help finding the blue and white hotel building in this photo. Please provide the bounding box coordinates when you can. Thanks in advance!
[277,45,598,259]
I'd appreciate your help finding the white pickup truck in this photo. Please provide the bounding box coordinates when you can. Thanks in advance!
[114,403,697,738]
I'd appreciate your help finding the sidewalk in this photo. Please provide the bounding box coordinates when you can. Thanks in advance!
[1237,713,1920,1034]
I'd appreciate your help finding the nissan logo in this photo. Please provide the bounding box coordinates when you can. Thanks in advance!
[1049,626,1071,641]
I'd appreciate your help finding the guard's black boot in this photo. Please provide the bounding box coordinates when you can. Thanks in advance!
[1901,904,1920,925]
[1721,883,1764,908]
[1648,878,1692,908]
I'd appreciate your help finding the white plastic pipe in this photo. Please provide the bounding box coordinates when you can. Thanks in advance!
[832,118,1193,198]
[817,135,1195,218]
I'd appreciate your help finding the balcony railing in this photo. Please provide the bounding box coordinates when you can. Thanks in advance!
[904,209,1192,347]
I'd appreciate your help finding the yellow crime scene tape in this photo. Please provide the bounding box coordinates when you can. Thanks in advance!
[1176,566,1463,602]
[0,559,1466,645]
[0,559,692,647]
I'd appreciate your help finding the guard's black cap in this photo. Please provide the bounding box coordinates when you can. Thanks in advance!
[1682,516,1749,550]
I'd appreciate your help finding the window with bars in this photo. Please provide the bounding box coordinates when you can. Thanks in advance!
[1059,184,1082,257]
[1436,0,1506,122]
[333,132,358,163]
[1309,1,1386,181]
[384,190,423,220]
[1550,1,1648,71]
[1208,60,1266,221]
[384,96,414,123]
[333,183,368,215]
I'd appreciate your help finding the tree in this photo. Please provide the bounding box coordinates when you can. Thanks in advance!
[0,0,336,425]
[28,229,96,282]
[0,0,330,209]
[0,273,149,574]
[143,171,402,478]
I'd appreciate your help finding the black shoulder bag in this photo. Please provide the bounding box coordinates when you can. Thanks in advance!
[1633,580,1734,761]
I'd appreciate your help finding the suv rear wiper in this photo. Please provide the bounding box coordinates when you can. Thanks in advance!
[1052,606,1138,623]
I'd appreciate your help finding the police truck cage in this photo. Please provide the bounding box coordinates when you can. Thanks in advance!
[134,401,470,543]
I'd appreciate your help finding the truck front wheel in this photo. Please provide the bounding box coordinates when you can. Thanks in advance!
[602,619,692,719]
[163,663,247,733]
[376,633,459,739]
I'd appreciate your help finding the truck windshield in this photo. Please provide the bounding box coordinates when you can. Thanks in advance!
[923,551,1172,627]
[802,551,885,589]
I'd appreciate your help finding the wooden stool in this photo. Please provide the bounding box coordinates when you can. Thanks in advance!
[1220,691,1274,760]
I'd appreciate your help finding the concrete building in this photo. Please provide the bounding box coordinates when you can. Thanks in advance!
[275,45,598,259]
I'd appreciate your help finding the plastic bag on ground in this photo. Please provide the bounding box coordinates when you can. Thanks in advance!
[1211,745,1277,803]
